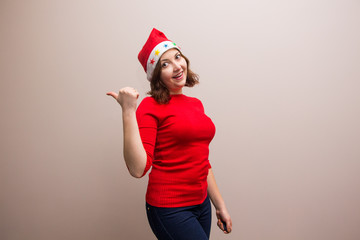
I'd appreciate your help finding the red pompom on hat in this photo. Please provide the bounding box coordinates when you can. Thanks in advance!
[138,28,180,81]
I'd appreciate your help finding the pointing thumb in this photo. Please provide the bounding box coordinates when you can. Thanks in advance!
[106,92,117,99]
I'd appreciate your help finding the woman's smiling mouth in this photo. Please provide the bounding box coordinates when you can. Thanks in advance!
[173,71,184,80]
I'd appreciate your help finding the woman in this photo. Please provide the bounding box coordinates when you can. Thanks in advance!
[107,28,232,239]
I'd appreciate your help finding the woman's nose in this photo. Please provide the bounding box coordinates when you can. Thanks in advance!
[173,62,181,71]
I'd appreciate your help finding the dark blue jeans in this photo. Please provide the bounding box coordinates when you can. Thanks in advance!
[146,196,212,240]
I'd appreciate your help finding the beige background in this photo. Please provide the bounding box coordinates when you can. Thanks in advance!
[1,0,360,239]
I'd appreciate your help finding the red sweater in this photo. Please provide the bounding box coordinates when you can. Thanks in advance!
[136,94,216,207]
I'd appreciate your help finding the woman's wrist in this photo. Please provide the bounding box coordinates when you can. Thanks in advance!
[210,196,226,211]
[216,202,227,212]
[122,108,136,117]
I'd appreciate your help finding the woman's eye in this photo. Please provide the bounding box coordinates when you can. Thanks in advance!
[162,62,168,68]
[175,54,181,59]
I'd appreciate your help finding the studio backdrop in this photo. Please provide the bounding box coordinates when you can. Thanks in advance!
[1,0,360,239]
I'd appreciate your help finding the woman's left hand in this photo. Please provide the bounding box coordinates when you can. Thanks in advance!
[216,207,232,234]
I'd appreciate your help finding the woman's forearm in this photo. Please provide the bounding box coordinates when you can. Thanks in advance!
[106,87,147,178]
[122,109,147,178]
[207,168,226,210]
[207,168,232,233]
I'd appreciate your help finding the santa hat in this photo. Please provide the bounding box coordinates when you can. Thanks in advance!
[138,28,180,81]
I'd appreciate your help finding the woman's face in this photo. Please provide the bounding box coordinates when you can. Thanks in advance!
[159,49,187,95]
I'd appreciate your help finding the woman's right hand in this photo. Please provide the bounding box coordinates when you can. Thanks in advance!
[106,87,139,111]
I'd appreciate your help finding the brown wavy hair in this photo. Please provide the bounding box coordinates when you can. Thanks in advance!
[147,52,199,104]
